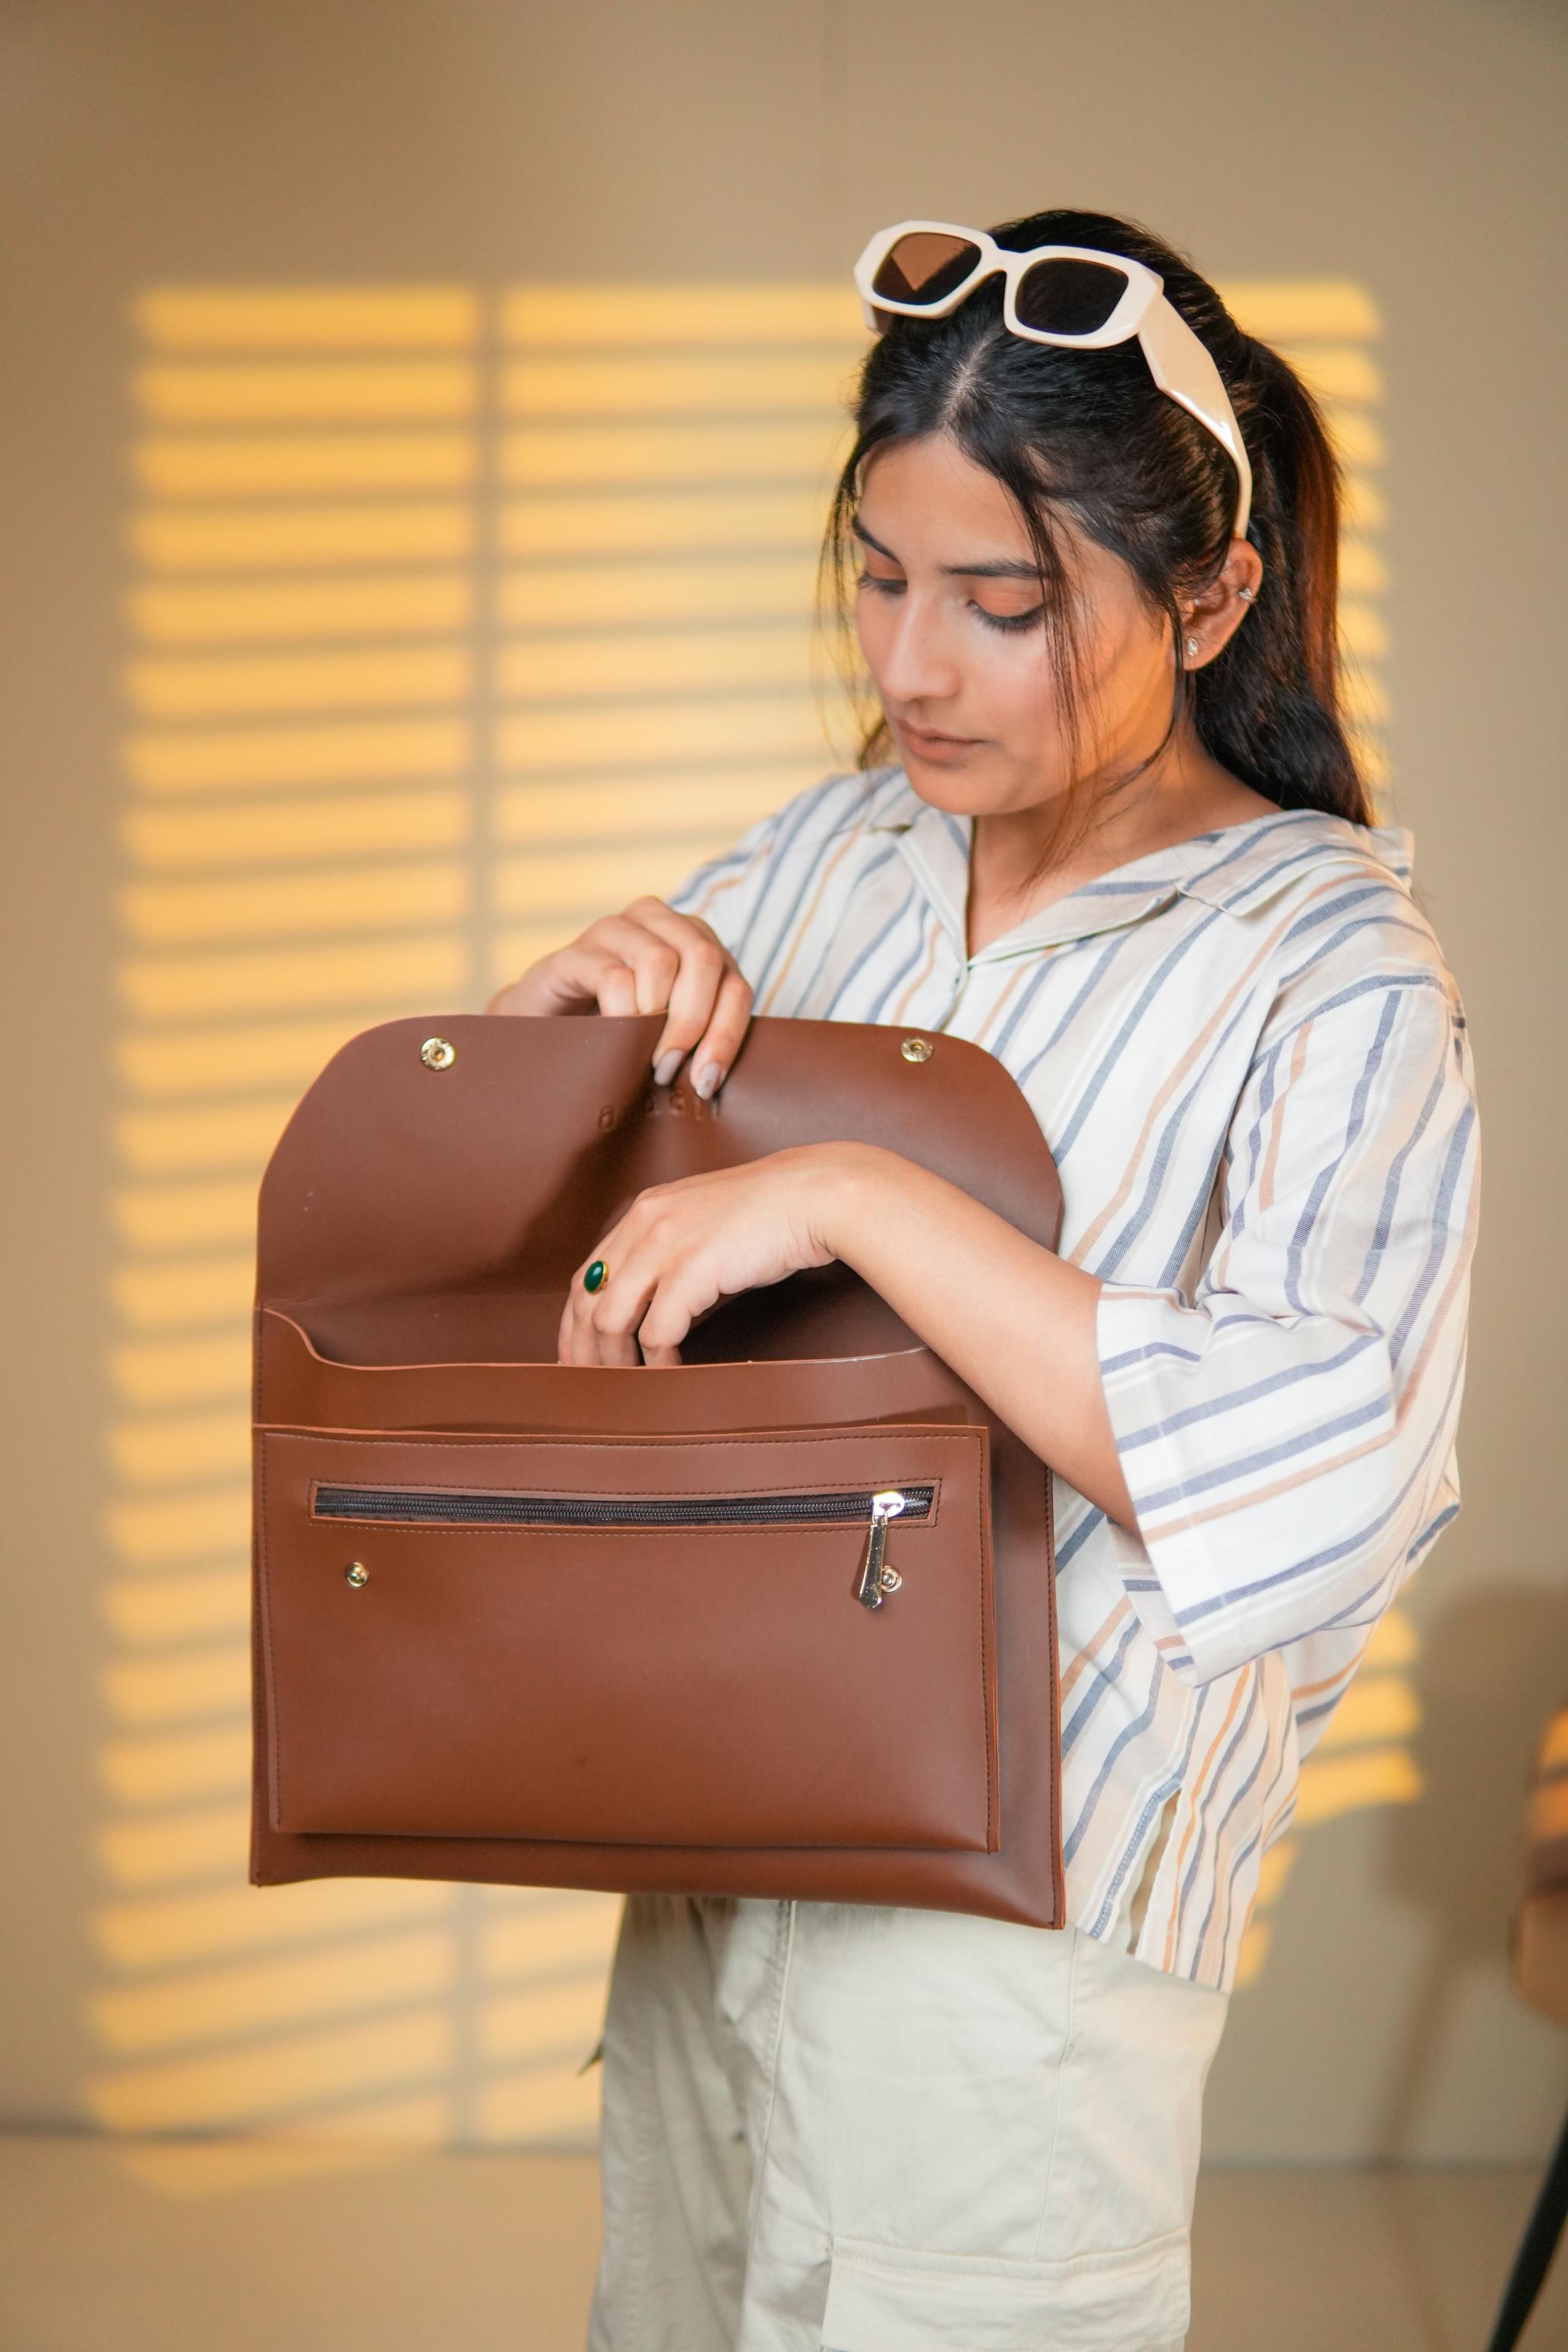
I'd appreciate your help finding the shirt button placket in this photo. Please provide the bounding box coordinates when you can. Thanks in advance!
[934,928,967,1031]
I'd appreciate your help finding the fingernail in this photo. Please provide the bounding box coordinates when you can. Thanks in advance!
[694,1061,721,1098]
[653,1050,683,1085]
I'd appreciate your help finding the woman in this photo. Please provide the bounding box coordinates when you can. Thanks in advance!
[489,208,1479,2351]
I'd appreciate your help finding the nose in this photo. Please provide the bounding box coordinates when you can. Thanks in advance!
[865,592,964,713]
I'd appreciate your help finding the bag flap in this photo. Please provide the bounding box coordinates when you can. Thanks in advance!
[254,1012,1063,1362]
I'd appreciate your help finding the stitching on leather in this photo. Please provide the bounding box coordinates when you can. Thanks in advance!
[1043,1462,1064,1920]
[275,1424,985,1534]
[259,1427,997,1837]
[257,1434,283,1824]
[273,1427,978,1456]
[261,1304,954,1382]
[978,1431,997,1853]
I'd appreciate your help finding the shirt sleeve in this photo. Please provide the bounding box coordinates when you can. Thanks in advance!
[1095,963,1480,1687]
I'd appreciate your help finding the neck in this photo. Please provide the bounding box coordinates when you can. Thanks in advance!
[965,731,1277,950]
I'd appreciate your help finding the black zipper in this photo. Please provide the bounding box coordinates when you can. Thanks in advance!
[313,1482,934,1529]
[313,1480,936,1611]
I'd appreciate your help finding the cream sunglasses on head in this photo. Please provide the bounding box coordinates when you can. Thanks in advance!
[853,221,1254,542]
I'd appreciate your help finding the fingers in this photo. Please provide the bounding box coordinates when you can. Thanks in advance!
[488,896,754,1095]
[558,1300,642,1367]
[486,910,674,1019]
[558,1230,685,1368]
[549,912,685,1018]
[558,1262,640,1366]
[624,901,754,1092]
[650,958,754,1098]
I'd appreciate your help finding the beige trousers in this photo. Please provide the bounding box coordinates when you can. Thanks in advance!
[586,1893,1228,2352]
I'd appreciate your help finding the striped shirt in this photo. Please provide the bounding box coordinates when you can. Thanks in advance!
[663,763,1480,1992]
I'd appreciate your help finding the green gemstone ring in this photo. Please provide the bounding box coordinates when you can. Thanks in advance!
[583,1258,609,1293]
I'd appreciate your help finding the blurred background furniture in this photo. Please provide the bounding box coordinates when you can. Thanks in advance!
[1487,1699,1568,2351]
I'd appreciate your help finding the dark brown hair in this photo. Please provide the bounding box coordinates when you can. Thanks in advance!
[816,205,1372,887]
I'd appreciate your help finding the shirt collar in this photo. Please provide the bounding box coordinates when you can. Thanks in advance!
[860,767,1415,963]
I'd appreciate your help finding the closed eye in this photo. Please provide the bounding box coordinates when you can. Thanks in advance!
[975,603,1045,634]
[855,571,1044,634]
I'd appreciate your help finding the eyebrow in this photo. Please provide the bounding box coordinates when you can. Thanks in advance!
[852,516,1043,583]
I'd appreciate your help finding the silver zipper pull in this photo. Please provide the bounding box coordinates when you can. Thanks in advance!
[855,1489,907,1610]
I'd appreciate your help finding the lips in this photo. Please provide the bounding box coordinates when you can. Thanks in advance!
[900,722,982,751]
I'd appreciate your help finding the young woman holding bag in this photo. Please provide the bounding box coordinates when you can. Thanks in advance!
[488,207,1479,2352]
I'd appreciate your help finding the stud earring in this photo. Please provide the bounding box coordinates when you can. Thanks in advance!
[1185,636,1199,657]
[1238,586,1255,602]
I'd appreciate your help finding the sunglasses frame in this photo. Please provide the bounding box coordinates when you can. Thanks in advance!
[852,220,1253,541]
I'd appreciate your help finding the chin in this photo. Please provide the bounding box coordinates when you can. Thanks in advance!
[899,757,998,811]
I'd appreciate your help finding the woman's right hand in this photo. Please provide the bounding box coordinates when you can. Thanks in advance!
[485,895,755,1098]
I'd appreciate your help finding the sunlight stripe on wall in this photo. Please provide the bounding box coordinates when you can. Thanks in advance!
[136,289,483,348]
[131,504,476,572]
[1234,1602,1422,1990]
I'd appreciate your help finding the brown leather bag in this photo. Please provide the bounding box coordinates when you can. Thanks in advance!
[249,1010,1066,1928]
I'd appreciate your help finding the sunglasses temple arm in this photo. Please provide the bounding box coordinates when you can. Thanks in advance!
[1138,299,1253,540]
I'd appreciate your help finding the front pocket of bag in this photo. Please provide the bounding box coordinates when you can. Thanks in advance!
[257,1422,997,1850]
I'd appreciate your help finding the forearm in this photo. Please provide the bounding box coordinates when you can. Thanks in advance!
[811,1142,1136,1532]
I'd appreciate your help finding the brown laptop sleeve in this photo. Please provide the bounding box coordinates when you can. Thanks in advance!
[249,1010,1066,1929]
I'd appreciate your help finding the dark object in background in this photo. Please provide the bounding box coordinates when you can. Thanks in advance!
[1487,1700,1568,2351]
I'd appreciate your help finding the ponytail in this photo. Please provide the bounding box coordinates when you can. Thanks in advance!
[1192,337,1370,823]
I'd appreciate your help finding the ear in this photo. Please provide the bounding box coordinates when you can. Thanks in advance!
[1181,537,1265,670]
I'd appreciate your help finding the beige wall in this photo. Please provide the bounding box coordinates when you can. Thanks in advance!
[2,0,1565,2166]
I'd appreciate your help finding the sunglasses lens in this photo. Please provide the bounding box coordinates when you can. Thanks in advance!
[1013,257,1130,337]
[871,232,984,309]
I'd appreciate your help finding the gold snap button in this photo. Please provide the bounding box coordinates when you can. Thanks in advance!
[900,1036,934,1063]
[344,1561,369,1587]
[420,1036,456,1070]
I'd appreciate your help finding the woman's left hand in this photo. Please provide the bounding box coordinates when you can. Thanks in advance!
[557,1143,849,1366]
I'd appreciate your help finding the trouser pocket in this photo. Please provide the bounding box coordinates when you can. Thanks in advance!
[820,2227,1191,2350]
